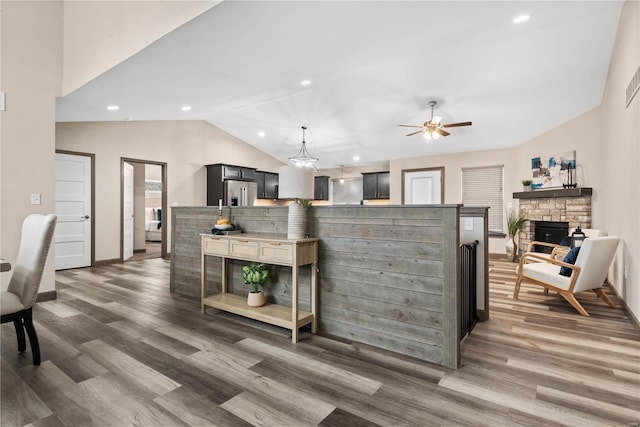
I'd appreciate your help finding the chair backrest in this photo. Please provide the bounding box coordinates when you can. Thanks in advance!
[7,214,57,309]
[569,228,607,238]
[573,236,619,293]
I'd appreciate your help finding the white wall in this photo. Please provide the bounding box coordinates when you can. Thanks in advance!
[1,1,62,292]
[599,0,640,319]
[56,120,284,261]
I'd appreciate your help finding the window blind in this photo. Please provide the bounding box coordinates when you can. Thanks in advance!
[462,166,504,233]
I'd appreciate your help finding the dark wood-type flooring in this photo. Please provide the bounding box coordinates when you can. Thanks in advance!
[1,259,639,426]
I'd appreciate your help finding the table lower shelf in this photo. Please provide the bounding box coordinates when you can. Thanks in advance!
[203,293,314,330]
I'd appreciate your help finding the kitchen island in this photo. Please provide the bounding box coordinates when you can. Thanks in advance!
[171,205,475,368]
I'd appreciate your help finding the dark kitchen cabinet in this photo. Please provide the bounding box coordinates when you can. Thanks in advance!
[362,171,390,200]
[206,163,257,206]
[314,176,330,200]
[256,171,279,199]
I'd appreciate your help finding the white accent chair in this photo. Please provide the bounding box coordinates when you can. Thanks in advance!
[514,236,620,316]
[0,214,57,365]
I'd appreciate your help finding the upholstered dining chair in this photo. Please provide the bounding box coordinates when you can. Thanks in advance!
[1,214,57,365]
[514,236,620,316]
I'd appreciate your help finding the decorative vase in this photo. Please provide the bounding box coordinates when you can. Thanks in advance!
[287,202,307,240]
[247,290,265,307]
[506,238,516,262]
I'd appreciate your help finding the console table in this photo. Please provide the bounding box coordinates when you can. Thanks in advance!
[200,233,318,343]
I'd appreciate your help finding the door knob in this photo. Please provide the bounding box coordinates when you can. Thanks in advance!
[82,215,90,219]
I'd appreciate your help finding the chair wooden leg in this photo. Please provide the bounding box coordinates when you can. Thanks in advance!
[22,311,41,365]
[514,276,522,299]
[13,319,26,352]
[593,288,619,309]
[559,291,590,316]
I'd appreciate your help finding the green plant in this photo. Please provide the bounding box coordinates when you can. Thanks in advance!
[299,199,312,206]
[242,262,269,293]
[521,179,533,186]
[506,208,528,237]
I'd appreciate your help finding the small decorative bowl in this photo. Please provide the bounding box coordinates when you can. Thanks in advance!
[214,224,233,230]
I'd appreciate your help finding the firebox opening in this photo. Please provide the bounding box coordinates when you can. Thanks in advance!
[533,221,569,253]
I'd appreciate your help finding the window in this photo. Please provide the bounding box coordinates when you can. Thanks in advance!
[462,165,504,233]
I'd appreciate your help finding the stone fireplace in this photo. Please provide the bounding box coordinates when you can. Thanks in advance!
[513,188,592,254]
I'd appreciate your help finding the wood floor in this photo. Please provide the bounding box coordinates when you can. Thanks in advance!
[1,259,639,426]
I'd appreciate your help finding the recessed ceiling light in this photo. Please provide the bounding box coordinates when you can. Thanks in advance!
[181,106,191,111]
[300,80,312,86]
[106,105,119,111]
[513,14,530,24]
[258,131,266,138]
[353,156,360,162]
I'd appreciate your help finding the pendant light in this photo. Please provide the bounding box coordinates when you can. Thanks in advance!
[289,126,319,169]
[340,165,345,184]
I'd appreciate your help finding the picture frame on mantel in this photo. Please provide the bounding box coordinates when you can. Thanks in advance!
[531,150,576,189]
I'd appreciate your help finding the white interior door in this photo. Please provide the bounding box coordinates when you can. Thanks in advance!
[404,170,442,204]
[55,153,91,270]
[123,162,134,260]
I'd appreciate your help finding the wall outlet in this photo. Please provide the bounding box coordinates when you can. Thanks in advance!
[31,193,41,205]
[464,217,474,231]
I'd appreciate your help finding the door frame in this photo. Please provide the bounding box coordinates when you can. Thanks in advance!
[401,166,445,205]
[56,149,96,267]
[120,157,168,261]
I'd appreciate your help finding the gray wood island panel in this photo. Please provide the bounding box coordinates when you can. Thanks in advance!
[171,205,462,368]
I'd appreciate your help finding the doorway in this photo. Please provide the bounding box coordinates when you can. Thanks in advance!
[402,167,444,205]
[121,158,167,261]
[55,151,95,269]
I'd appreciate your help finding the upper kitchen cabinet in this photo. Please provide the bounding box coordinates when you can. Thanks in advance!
[314,176,330,200]
[256,171,279,199]
[206,163,257,206]
[362,171,390,200]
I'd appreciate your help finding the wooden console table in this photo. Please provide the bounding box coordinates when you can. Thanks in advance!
[200,233,318,343]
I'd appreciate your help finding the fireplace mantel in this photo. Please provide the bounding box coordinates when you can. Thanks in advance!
[513,187,592,199]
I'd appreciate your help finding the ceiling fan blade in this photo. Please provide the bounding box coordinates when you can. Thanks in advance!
[398,124,424,128]
[436,128,450,137]
[405,130,424,137]
[442,121,472,128]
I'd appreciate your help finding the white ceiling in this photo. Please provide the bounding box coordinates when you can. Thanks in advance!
[56,1,623,169]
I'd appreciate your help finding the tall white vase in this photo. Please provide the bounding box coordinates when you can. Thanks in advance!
[287,202,306,240]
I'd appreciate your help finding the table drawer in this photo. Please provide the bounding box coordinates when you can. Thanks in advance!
[203,237,229,256]
[229,240,259,259]
[259,242,294,265]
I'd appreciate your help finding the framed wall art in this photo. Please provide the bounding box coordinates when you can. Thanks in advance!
[531,150,576,189]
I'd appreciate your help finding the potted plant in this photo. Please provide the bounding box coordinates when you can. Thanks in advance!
[242,262,269,307]
[521,179,533,191]
[506,208,528,262]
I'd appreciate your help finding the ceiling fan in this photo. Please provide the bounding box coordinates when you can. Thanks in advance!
[399,101,472,140]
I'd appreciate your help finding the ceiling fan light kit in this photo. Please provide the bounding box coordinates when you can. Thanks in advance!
[399,100,472,141]
[288,125,319,170]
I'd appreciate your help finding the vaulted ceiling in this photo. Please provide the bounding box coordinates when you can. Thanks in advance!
[56,1,623,169]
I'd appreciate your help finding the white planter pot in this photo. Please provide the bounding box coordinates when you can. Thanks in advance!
[247,290,265,307]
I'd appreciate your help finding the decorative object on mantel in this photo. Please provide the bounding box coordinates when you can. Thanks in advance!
[278,165,314,239]
[506,208,528,262]
[562,162,577,189]
[243,262,269,307]
[521,179,533,191]
[288,126,319,170]
[531,150,576,189]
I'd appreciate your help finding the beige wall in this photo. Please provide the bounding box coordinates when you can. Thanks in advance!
[62,0,218,95]
[56,120,284,261]
[600,0,640,318]
[1,1,62,292]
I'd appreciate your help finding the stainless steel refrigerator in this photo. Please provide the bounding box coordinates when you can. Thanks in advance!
[225,180,257,206]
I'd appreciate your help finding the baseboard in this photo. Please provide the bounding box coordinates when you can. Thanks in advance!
[94,258,122,267]
[605,282,640,332]
[477,309,489,322]
[134,249,147,254]
[36,291,57,302]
